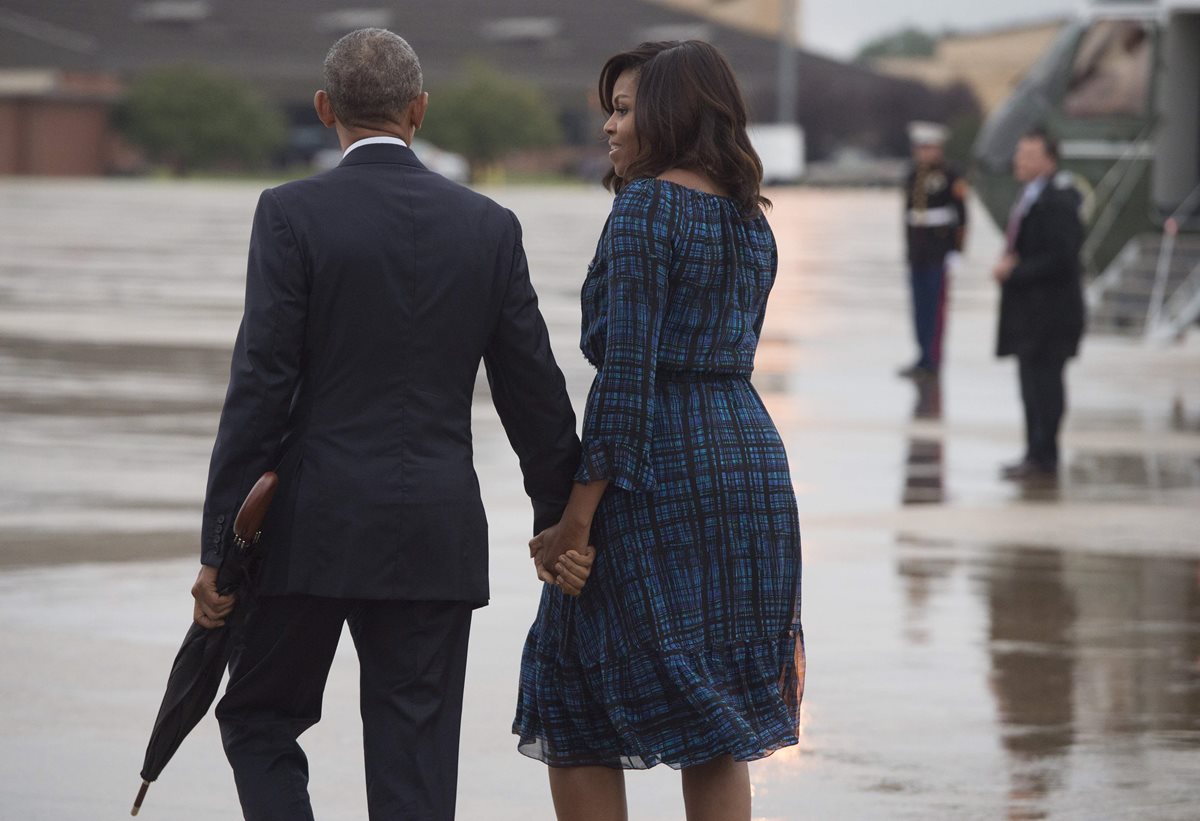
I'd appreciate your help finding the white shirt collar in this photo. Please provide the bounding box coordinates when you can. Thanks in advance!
[1023,175,1049,202]
[342,136,409,158]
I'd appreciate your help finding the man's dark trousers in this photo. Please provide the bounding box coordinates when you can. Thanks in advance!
[910,261,948,371]
[1017,348,1069,470]
[215,596,473,821]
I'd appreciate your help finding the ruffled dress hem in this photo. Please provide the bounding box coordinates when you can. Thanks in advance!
[513,629,804,771]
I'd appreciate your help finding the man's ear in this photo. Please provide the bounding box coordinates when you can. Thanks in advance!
[409,92,429,133]
[314,90,337,128]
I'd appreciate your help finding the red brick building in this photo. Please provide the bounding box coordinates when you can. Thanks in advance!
[0,70,124,176]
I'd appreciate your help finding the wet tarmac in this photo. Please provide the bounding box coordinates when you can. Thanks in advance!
[0,180,1198,819]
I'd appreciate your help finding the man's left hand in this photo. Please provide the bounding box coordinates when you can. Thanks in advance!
[529,519,590,588]
[192,565,236,628]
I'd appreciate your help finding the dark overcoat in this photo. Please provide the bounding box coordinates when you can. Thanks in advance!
[996,178,1086,359]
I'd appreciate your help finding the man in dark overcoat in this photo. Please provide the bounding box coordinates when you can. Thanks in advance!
[992,128,1085,480]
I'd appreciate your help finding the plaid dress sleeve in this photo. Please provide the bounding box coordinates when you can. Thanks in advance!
[574,181,673,492]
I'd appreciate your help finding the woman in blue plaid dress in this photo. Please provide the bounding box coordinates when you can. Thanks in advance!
[514,41,804,821]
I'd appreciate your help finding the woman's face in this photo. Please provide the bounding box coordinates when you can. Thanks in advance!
[603,69,639,178]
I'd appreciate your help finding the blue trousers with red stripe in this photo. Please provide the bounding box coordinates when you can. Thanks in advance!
[909,261,948,371]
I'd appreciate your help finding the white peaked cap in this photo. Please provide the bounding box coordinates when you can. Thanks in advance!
[908,121,949,146]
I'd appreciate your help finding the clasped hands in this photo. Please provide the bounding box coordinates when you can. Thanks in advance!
[529,518,595,597]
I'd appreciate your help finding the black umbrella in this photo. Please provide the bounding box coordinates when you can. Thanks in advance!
[131,472,278,816]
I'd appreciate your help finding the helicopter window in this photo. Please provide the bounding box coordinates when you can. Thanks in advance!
[1062,20,1152,118]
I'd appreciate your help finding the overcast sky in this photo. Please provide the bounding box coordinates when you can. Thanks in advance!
[802,0,1085,58]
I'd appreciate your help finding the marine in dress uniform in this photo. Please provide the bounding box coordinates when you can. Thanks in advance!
[900,121,968,379]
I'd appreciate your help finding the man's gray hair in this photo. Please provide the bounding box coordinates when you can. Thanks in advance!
[323,28,422,128]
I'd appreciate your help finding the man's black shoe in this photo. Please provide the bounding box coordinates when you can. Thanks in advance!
[1001,459,1058,481]
[1000,458,1032,478]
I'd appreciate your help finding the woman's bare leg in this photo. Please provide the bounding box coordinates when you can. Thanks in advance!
[548,765,628,821]
[681,755,751,821]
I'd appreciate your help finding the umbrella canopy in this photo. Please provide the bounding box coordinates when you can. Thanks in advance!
[132,472,277,816]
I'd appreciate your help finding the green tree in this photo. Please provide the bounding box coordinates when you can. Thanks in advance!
[419,61,563,178]
[856,27,939,62]
[117,66,286,174]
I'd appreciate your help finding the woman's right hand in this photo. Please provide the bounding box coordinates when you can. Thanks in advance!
[554,546,596,596]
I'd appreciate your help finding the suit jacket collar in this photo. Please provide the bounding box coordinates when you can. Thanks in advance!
[1016,175,1053,234]
[337,142,425,170]
[1021,176,1049,209]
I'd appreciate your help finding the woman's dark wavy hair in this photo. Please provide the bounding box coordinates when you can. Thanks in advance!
[599,40,770,219]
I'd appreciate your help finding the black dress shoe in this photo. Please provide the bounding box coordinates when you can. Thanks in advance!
[1001,460,1058,481]
[1000,458,1033,478]
[898,364,938,380]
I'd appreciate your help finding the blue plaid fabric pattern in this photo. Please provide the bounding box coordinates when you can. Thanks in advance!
[514,178,804,769]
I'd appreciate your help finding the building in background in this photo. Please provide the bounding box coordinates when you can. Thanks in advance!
[646,0,803,41]
[0,0,970,176]
[868,18,1069,115]
[0,69,124,175]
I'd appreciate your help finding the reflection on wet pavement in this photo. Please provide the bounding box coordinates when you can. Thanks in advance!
[896,374,1200,509]
[1066,451,1200,493]
[903,379,944,505]
[894,540,1200,820]
[985,548,1077,820]
[902,444,1200,507]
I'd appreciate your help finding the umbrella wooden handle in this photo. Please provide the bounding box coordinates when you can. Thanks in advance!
[131,779,150,815]
[233,472,278,547]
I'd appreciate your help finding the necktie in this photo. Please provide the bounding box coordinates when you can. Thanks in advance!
[1005,184,1037,252]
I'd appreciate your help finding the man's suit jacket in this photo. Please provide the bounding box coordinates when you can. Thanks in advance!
[201,142,580,604]
[996,176,1086,360]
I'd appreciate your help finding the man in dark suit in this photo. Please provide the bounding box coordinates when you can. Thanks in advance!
[992,128,1085,480]
[189,28,579,820]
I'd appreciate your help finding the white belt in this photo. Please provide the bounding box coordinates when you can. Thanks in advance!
[907,206,958,228]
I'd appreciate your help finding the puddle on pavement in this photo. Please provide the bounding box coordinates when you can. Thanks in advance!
[886,541,1200,819]
[899,540,1199,818]
[745,538,1200,820]
[899,379,1200,508]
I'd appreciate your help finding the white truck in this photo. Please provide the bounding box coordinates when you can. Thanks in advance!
[747,123,805,184]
